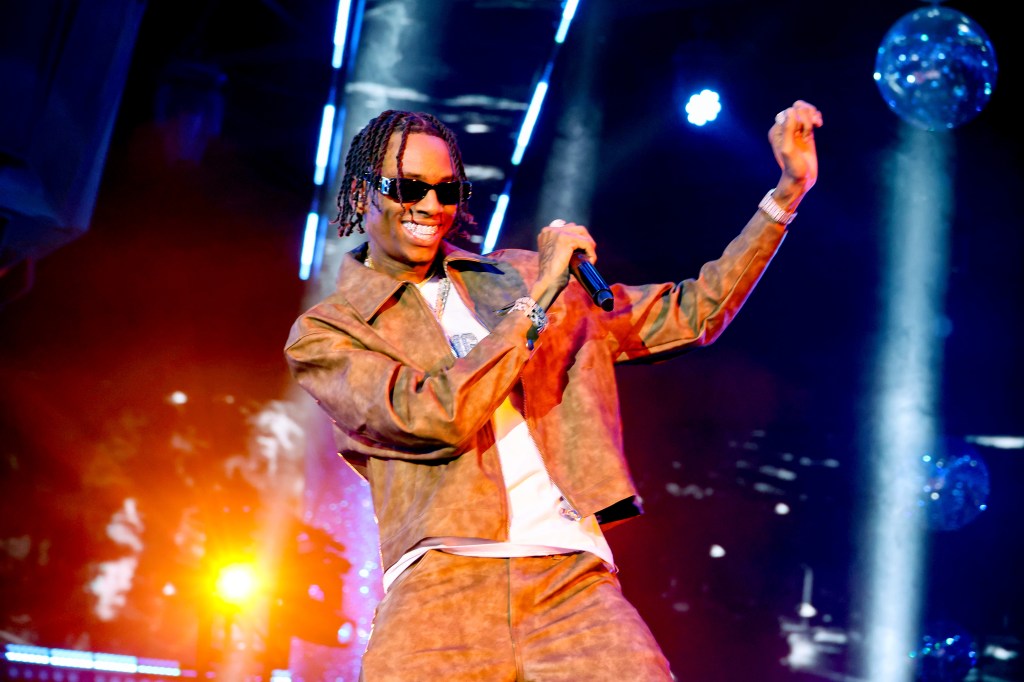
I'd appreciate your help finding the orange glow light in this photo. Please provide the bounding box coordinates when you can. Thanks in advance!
[214,562,260,607]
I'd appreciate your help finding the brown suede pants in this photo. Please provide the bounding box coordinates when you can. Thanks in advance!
[359,550,674,681]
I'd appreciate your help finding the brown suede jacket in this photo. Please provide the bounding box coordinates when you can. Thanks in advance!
[284,214,788,572]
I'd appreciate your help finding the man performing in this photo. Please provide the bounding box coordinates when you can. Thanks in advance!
[285,100,822,680]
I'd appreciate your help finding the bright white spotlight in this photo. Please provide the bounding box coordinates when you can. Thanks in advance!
[214,562,260,606]
[683,89,722,126]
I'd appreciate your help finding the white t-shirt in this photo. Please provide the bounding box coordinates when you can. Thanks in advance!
[380,276,615,592]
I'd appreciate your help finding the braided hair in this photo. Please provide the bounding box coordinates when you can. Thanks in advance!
[334,110,476,239]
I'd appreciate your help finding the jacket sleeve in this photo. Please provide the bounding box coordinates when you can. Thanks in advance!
[284,299,536,461]
[608,213,788,363]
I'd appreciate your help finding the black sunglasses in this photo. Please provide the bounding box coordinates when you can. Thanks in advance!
[365,174,472,205]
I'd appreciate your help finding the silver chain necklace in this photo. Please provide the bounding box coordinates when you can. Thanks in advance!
[417,276,451,321]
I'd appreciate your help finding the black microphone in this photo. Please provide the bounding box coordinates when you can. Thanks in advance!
[569,250,614,311]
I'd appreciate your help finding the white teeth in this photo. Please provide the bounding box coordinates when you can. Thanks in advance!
[404,222,438,238]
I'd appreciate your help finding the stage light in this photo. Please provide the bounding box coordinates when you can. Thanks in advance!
[299,212,320,280]
[683,89,722,126]
[48,649,93,669]
[331,1,354,69]
[298,0,360,280]
[486,6,581,249]
[3,645,182,678]
[4,644,49,665]
[784,631,818,669]
[213,561,261,607]
[94,653,138,673]
[314,104,336,186]
[483,192,510,253]
[967,435,1024,449]
[984,643,1019,661]
[554,0,580,44]
[512,81,549,166]
[799,564,817,620]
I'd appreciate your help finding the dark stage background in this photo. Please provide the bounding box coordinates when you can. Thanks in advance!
[1,1,1021,680]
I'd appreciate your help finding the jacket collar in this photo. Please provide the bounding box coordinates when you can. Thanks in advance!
[337,241,498,320]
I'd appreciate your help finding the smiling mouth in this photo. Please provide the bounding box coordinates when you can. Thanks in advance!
[403,221,439,239]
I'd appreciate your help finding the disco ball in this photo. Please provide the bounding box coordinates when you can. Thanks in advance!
[874,4,998,131]
[911,621,977,682]
[918,438,990,532]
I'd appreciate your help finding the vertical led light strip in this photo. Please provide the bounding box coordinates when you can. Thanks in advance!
[299,0,356,280]
[482,0,580,253]
[313,104,337,187]
[554,0,579,44]
[511,80,549,167]
[331,0,353,69]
